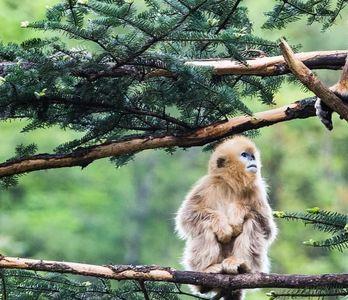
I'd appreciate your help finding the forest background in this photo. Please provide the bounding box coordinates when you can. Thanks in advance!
[0,0,347,299]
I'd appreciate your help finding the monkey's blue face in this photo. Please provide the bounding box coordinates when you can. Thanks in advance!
[240,151,257,173]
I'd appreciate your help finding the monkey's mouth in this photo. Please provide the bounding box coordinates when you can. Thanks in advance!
[247,164,257,173]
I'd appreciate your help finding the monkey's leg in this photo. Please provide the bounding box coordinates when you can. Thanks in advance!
[185,232,223,294]
[227,218,261,275]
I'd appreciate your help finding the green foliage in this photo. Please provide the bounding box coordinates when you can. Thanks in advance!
[0,143,38,188]
[263,0,347,30]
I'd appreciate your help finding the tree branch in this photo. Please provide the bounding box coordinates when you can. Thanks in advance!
[1,50,347,80]
[0,97,316,178]
[280,39,348,121]
[0,256,346,290]
[185,50,348,76]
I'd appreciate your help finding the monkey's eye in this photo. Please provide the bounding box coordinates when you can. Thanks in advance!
[241,152,248,158]
[251,154,255,160]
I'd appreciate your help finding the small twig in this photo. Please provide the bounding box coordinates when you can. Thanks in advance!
[174,283,209,299]
[279,38,348,121]
[138,280,150,300]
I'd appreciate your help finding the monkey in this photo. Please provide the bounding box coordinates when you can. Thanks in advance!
[175,136,277,300]
[315,55,348,130]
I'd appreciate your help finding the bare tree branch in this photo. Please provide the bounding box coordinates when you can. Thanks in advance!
[179,50,347,77]
[0,256,347,290]
[0,97,316,178]
[280,39,348,121]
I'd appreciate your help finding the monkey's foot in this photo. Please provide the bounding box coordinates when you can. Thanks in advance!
[204,263,223,274]
[221,257,251,274]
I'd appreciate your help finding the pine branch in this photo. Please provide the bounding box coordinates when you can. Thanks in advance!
[1,50,347,79]
[267,288,348,299]
[0,97,315,178]
[0,256,347,291]
[274,208,348,251]
[273,209,347,233]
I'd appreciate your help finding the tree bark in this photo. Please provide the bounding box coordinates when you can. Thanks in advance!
[185,50,347,76]
[0,256,347,290]
[0,97,316,178]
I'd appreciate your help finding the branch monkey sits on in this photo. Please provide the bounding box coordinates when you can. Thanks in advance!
[175,136,277,299]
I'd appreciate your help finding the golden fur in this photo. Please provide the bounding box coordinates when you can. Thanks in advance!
[175,136,277,299]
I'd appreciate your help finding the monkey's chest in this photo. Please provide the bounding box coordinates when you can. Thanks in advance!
[218,202,250,224]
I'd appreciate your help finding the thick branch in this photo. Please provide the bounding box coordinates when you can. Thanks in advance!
[0,256,347,290]
[0,50,347,79]
[280,39,348,121]
[0,98,316,177]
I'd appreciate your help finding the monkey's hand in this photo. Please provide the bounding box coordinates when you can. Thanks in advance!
[212,216,233,244]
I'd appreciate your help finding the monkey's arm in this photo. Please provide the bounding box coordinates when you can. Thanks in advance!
[176,193,233,244]
[254,210,278,243]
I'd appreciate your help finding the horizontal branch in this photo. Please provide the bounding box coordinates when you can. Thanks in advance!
[0,97,316,178]
[0,256,347,290]
[0,50,347,79]
[280,39,348,121]
[185,50,348,76]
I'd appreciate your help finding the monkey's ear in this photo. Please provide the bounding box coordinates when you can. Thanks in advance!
[216,157,226,168]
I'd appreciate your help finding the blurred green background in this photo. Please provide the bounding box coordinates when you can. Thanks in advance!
[0,1,347,299]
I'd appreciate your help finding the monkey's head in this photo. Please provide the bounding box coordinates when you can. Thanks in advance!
[208,136,261,191]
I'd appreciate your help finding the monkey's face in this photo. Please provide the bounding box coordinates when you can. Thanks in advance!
[240,151,258,174]
[209,136,261,188]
